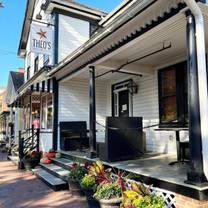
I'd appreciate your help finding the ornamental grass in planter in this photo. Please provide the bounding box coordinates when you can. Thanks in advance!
[93,181,122,208]
[22,151,42,171]
[68,162,88,196]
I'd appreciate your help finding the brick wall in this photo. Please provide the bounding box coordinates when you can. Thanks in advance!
[176,194,208,208]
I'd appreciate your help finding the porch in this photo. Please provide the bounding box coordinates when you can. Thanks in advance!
[58,150,208,200]
[50,0,208,204]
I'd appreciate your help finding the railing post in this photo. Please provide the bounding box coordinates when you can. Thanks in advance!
[18,130,24,170]
[36,128,40,152]
[32,124,34,146]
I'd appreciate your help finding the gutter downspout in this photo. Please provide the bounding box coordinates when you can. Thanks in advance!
[183,0,208,179]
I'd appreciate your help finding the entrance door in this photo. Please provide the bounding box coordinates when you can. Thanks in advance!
[118,90,129,117]
[112,79,132,117]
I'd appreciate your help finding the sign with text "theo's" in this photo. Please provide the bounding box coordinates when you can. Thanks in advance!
[30,23,53,55]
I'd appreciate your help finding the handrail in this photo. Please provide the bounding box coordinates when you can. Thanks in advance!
[18,127,40,170]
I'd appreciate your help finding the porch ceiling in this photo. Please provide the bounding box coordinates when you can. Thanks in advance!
[60,4,208,82]
[65,13,188,81]
[93,14,208,81]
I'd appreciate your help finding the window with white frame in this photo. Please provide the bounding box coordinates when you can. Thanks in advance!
[41,94,53,129]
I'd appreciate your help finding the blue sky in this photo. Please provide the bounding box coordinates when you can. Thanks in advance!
[0,0,123,88]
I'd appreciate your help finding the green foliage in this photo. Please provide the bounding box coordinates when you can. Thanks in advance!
[132,194,165,208]
[89,160,112,184]
[68,163,87,181]
[94,181,122,200]
[121,182,165,208]
[80,175,97,191]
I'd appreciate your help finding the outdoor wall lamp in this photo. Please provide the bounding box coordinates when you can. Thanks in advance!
[128,80,138,95]
[36,12,42,20]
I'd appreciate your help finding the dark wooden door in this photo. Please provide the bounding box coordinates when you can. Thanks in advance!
[118,90,129,117]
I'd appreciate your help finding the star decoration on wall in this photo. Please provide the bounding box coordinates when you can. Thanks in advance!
[36,29,47,39]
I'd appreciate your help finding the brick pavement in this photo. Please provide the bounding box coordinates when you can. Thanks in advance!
[0,153,88,208]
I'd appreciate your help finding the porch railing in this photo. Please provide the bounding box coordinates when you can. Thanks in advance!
[8,135,18,156]
[18,125,40,169]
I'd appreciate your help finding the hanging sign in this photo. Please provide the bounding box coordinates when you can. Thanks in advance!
[30,23,53,55]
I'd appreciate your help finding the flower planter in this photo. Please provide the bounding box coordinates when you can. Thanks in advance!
[22,158,39,171]
[68,179,84,196]
[96,198,122,208]
[47,152,56,159]
[82,187,100,208]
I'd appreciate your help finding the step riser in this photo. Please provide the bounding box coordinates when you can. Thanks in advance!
[52,158,72,170]
[60,152,91,165]
[34,172,68,191]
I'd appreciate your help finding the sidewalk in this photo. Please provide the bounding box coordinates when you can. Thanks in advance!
[0,153,88,208]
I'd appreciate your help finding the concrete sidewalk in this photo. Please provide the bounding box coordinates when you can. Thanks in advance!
[0,153,88,208]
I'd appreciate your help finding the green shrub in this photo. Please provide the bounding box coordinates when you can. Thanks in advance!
[68,163,87,181]
[133,194,165,208]
[94,181,122,200]
[80,175,97,192]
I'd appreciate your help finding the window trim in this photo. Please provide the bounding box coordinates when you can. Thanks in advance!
[158,62,188,128]
[27,66,30,80]
[34,55,39,73]
[40,93,53,130]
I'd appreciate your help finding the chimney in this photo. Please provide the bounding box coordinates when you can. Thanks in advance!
[18,68,24,73]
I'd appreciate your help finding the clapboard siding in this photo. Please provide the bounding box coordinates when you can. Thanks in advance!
[58,78,108,148]
[58,14,90,62]
[132,72,180,153]
[58,72,185,153]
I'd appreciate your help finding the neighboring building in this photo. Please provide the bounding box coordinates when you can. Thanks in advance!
[6,69,24,143]
[15,0,106,152]
[0,89,9,141]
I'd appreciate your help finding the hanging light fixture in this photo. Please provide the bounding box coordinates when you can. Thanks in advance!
[127,80,138,95]
[36,12,42,20]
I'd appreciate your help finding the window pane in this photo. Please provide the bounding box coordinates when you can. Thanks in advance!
[161,96,177,122]
[160,68,177,123]
[41,96,47,129]
[161,69,176,97]
[47,94,53,129]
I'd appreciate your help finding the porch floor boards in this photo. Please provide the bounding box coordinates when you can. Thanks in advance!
[59,150,208,192]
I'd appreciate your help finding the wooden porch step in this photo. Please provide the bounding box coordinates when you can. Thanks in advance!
[39,163,70,181]
[7,155,19,166]
[32,168,68,191]
[51,157,74,170]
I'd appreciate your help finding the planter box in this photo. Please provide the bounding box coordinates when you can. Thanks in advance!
[68,179,84,196]
[96,198,122,208]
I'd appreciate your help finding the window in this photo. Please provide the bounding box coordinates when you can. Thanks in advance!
[41,94,53,129]
[34,56,39,73]
[43,54,49,66]
[27,66,30,80]
[158,62,187,127]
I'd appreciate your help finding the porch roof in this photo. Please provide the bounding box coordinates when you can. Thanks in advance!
[48,1,208,82]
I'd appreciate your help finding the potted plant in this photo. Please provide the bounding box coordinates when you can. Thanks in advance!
[46,149,56,159]
[121,182,165,208]
[68,162,87,196]
[22,150,42,170]
[93,181,122,208]
[80,174,99,207]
